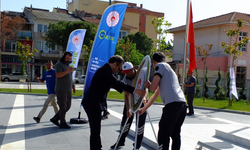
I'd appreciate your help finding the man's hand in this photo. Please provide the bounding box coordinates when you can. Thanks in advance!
[67,67,74,73]
[137,107,146,116]
[183,83,186,88]
[34,74,39,80]
[134,89,145,98]
[127,109,133,118]
[144,80,151,88]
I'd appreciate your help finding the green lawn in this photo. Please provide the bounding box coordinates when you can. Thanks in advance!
[1,88,250,113]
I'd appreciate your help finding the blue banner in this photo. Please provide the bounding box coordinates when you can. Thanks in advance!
[83,3,128,98]
[66,29,86,81]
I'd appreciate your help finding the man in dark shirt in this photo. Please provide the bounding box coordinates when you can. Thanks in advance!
[50,52,76,129]
[184,71,196,116]
[81,55,145,150]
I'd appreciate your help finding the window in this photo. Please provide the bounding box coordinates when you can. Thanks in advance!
[37,24,48,32]
[36,41,57,51]
[239,32,247,52]
[44,42,49,51]
[119,31,127,39]
[236,66,246,87]
[36,41,43,50]
[37,24,43,32]
[44,25,48,32]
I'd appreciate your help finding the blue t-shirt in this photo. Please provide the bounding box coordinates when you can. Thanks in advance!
[186,76,196,94]
[42,69,56,94]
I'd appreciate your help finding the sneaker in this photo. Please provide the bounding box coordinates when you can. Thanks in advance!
[110,143,125,149]
[50,118,60,126]
[102,111,110,118]
[101,116,108,120]
[33,117,40,123]
[186,113,194,116]
[60,122,71,129]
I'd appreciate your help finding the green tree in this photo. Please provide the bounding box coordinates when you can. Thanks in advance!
[115,38,144,66]
[45,21,97,52]
[226,70,230,97]
[125,32,154,56]
[20,61,26,75]
[239,68,246,100]
[151,17,172,54]
[196,44,213,102]
[221,18,250,106]
[204,67,209,99]
[15,38,38,92]
[195,68,200,97]
[82,40,93,63]
[214,67,226,100]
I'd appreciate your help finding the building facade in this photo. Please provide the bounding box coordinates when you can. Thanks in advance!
[1,11,33,75]
[23,6,86,79]
[169,12,250,88]
[68,0,164,41]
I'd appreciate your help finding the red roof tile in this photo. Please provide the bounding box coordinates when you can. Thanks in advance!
[168,12,250,32]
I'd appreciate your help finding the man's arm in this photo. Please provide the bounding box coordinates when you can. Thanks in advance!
[138,87,160,115]
[144,75,161,91]
[35,75,45,83]
[56,67,74,78]
[184,82,194,88]
[124,91,132,118]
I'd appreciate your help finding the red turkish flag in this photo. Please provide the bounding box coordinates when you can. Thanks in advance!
[187,2,196,74]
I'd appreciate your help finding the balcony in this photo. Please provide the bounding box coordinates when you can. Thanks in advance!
[34,50,63,58]
[15,31,32,39]
[34,31,47,38]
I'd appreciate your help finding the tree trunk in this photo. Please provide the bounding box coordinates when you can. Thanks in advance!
[26,62,30,92]
[29,63,31,92]
[203,61,206,103]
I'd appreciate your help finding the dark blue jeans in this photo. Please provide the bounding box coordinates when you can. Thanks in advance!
[187,93,194,114]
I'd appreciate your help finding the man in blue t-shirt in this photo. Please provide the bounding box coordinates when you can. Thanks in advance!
[184,71,196,116]
[33,60,59,123]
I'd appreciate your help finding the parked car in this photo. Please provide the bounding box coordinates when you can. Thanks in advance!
[1,72,28,82]
[74,75,85,84]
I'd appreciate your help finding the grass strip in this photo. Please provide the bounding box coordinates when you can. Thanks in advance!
[0,88,250,112]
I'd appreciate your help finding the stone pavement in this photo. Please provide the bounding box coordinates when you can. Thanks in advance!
[1,82,250,150]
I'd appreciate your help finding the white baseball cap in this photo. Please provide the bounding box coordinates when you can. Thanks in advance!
[121,62,134,73]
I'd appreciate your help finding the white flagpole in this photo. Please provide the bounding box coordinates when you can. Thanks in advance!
[182,0,191,91]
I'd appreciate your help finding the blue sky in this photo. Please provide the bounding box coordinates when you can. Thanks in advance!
[2,0,250,41]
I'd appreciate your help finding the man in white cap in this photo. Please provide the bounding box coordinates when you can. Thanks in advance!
[111,62,147,150]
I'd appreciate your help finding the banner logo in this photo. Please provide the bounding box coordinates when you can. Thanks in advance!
[72,35,81,45]
[99,30,106,39]
[106,11,119,27]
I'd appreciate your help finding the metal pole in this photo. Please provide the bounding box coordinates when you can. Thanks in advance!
[181,0,191,91]
[146,110,159,146]
[114,117,129,150]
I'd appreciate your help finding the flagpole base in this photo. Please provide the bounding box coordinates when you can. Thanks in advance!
[70,118,88,124]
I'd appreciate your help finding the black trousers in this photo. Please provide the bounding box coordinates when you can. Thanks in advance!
[51,91,71,124]
[158,102,187,150]
[187,93,194,114]
[117,104,147,149]
[83,102,102,150]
